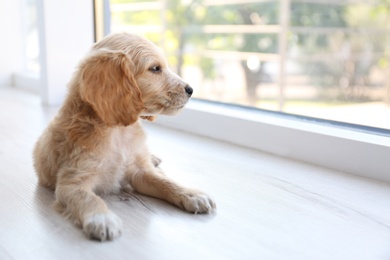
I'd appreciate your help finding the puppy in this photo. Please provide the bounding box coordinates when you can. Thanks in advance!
[33,33,216,241]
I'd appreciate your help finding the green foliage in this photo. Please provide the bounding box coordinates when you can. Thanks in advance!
[163,1,279,78]
[290,3,346,50]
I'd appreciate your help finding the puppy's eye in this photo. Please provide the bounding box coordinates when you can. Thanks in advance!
[149,65,162,73]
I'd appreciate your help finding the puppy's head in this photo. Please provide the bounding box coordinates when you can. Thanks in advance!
[79,33,192,126]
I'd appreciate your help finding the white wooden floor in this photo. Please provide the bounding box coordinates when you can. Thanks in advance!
[1,86,390,260]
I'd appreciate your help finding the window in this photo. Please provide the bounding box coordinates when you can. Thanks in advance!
[94,0,390,182]
[14,0,41,93]
[107,0,390,131]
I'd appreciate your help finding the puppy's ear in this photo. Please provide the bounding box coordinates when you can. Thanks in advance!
[79,49,143,126]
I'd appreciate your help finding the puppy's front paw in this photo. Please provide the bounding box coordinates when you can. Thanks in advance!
[83,212,122,241]
[178,190,216,214]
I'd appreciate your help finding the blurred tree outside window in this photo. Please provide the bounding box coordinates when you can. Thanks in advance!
[109,0,390,130]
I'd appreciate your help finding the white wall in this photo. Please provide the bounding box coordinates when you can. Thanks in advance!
[37,0,94,105]
[0,0,24,86]
[0,0,94,105]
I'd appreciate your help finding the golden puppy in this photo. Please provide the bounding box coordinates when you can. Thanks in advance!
[33,33,216,241]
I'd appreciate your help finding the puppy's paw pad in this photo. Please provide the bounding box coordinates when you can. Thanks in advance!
[83,212,122,241]
[179,191,216,214]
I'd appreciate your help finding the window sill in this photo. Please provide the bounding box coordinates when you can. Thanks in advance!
[155,99,390,183]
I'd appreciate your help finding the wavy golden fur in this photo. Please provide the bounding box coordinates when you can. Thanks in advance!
[33,33,216,241]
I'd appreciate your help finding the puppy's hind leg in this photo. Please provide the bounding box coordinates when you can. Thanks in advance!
[55,168,122,241]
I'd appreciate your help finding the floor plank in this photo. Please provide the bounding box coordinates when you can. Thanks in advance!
[0,87,389,260]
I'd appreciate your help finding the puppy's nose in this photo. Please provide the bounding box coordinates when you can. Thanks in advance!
[184,85,193,96]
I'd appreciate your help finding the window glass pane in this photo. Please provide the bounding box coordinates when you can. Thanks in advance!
[109,0,390,131]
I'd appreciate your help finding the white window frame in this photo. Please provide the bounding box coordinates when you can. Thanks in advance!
[155,99,390,183]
